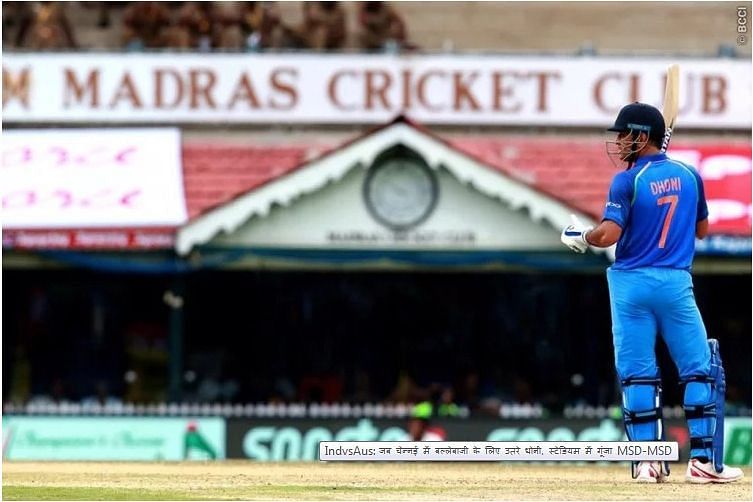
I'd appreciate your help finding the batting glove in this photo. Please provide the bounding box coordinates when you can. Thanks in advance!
[560,214,593,254]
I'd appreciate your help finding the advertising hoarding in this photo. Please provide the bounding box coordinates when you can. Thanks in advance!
[2,417,225,461]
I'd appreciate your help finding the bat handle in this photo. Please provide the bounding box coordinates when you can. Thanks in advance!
[661,127,673,153]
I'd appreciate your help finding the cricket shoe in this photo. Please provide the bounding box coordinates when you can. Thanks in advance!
[685,458,744,484]
[635,461,667,483]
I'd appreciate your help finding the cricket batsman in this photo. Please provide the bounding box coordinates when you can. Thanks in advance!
[560,102,743,484]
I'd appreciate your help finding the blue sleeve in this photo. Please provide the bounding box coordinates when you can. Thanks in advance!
[602,172,632,228]
[693,169,709,221]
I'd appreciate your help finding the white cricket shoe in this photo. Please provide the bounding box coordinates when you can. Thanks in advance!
[685,458,744,484]
[635,461,667,483]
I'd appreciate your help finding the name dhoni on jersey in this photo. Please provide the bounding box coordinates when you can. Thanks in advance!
[649,177,682,196]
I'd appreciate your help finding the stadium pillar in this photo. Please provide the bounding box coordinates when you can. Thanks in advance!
[167,276,185,402]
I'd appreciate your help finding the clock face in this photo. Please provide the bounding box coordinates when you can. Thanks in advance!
[363,157,438,231]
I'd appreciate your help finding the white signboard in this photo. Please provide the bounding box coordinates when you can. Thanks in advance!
[2,54,750,128]
[1,128,187,229]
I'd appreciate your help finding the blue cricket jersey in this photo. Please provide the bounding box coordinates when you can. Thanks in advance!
[602,152,709,271]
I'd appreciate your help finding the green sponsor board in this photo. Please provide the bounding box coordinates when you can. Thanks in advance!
[2,416,225,461]
[725,417,752,466]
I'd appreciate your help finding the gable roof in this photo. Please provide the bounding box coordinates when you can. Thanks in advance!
[176,116,605,256]
[181,122,616,228]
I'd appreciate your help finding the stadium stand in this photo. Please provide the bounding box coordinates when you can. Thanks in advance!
[3,1,750,56]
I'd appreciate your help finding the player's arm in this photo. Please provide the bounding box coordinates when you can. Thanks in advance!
[585,220,622,248]
[694,169,710,240]
[560,172,629,253]
[696,218,708,239]
[592,172,631,248]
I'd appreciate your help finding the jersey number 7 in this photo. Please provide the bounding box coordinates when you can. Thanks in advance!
[657,195,678,248]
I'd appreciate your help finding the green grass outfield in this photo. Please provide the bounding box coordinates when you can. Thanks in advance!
[2,461,751,501]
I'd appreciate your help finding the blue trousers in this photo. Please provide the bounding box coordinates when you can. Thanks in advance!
[607,267,713,459]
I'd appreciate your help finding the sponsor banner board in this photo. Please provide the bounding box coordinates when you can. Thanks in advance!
[2,416,225,461]
[226,417,751,464]
[3,415,748,464]
[1,128,187,231]
[1,228,175,250]
[671,145,751,237]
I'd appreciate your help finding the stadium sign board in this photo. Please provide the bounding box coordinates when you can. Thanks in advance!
[2,416,748,464]
[1,128,187,245]
[1,416,225,461]
[3,54,750,128]
[225,417,751,464]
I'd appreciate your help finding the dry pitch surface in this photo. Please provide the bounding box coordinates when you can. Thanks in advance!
[2,461,751,501]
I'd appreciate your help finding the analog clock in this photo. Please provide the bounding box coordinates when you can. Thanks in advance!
[363,155,439,231]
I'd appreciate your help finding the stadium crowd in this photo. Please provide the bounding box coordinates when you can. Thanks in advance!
[4,270,750,419]
[2,1,409,52]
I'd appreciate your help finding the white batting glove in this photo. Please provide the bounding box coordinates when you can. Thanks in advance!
[560,214,593,254]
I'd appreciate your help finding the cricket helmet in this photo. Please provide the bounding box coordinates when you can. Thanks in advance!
[605,102,665,168]
[608,102,665,147]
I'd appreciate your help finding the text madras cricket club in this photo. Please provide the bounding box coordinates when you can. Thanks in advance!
[2,56,744,125]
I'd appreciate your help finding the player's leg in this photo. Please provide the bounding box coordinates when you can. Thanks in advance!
[655,269,743,483]
[606,269,666,482]
[608,269,662,440]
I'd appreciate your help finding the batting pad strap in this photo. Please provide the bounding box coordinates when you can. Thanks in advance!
[623,407,663,425]
[621,378,663,425]
[621,378,661,386]
[684,403,716,419]
[690,437,714,450]
[679,375,715,385]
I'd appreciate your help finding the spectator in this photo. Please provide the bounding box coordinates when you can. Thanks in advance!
[211,1,245,50]
[28,377,70,406]
[357,1,406,52]
[122,1,171,50]
[235,2,305,51]
[346,370,376,403]
[385,370,422,403]
[298,373,344,402]
[170,2,215,50]
[196,376,240,402]
[14,1,77,50]
[269,376,297,403]
[407,384,455,441]
[436,386,460,417]
[95,1,112,29]
[456,370,480,410]
[79,1,129,29]
[174,1,247,51]
[3,1,24,47]
[295,2,346,50]
[81,381,122,407]
[238,1,288,50]
[7,346,31,405]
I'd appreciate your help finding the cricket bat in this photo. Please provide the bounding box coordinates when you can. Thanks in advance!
[660,64,680,153]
